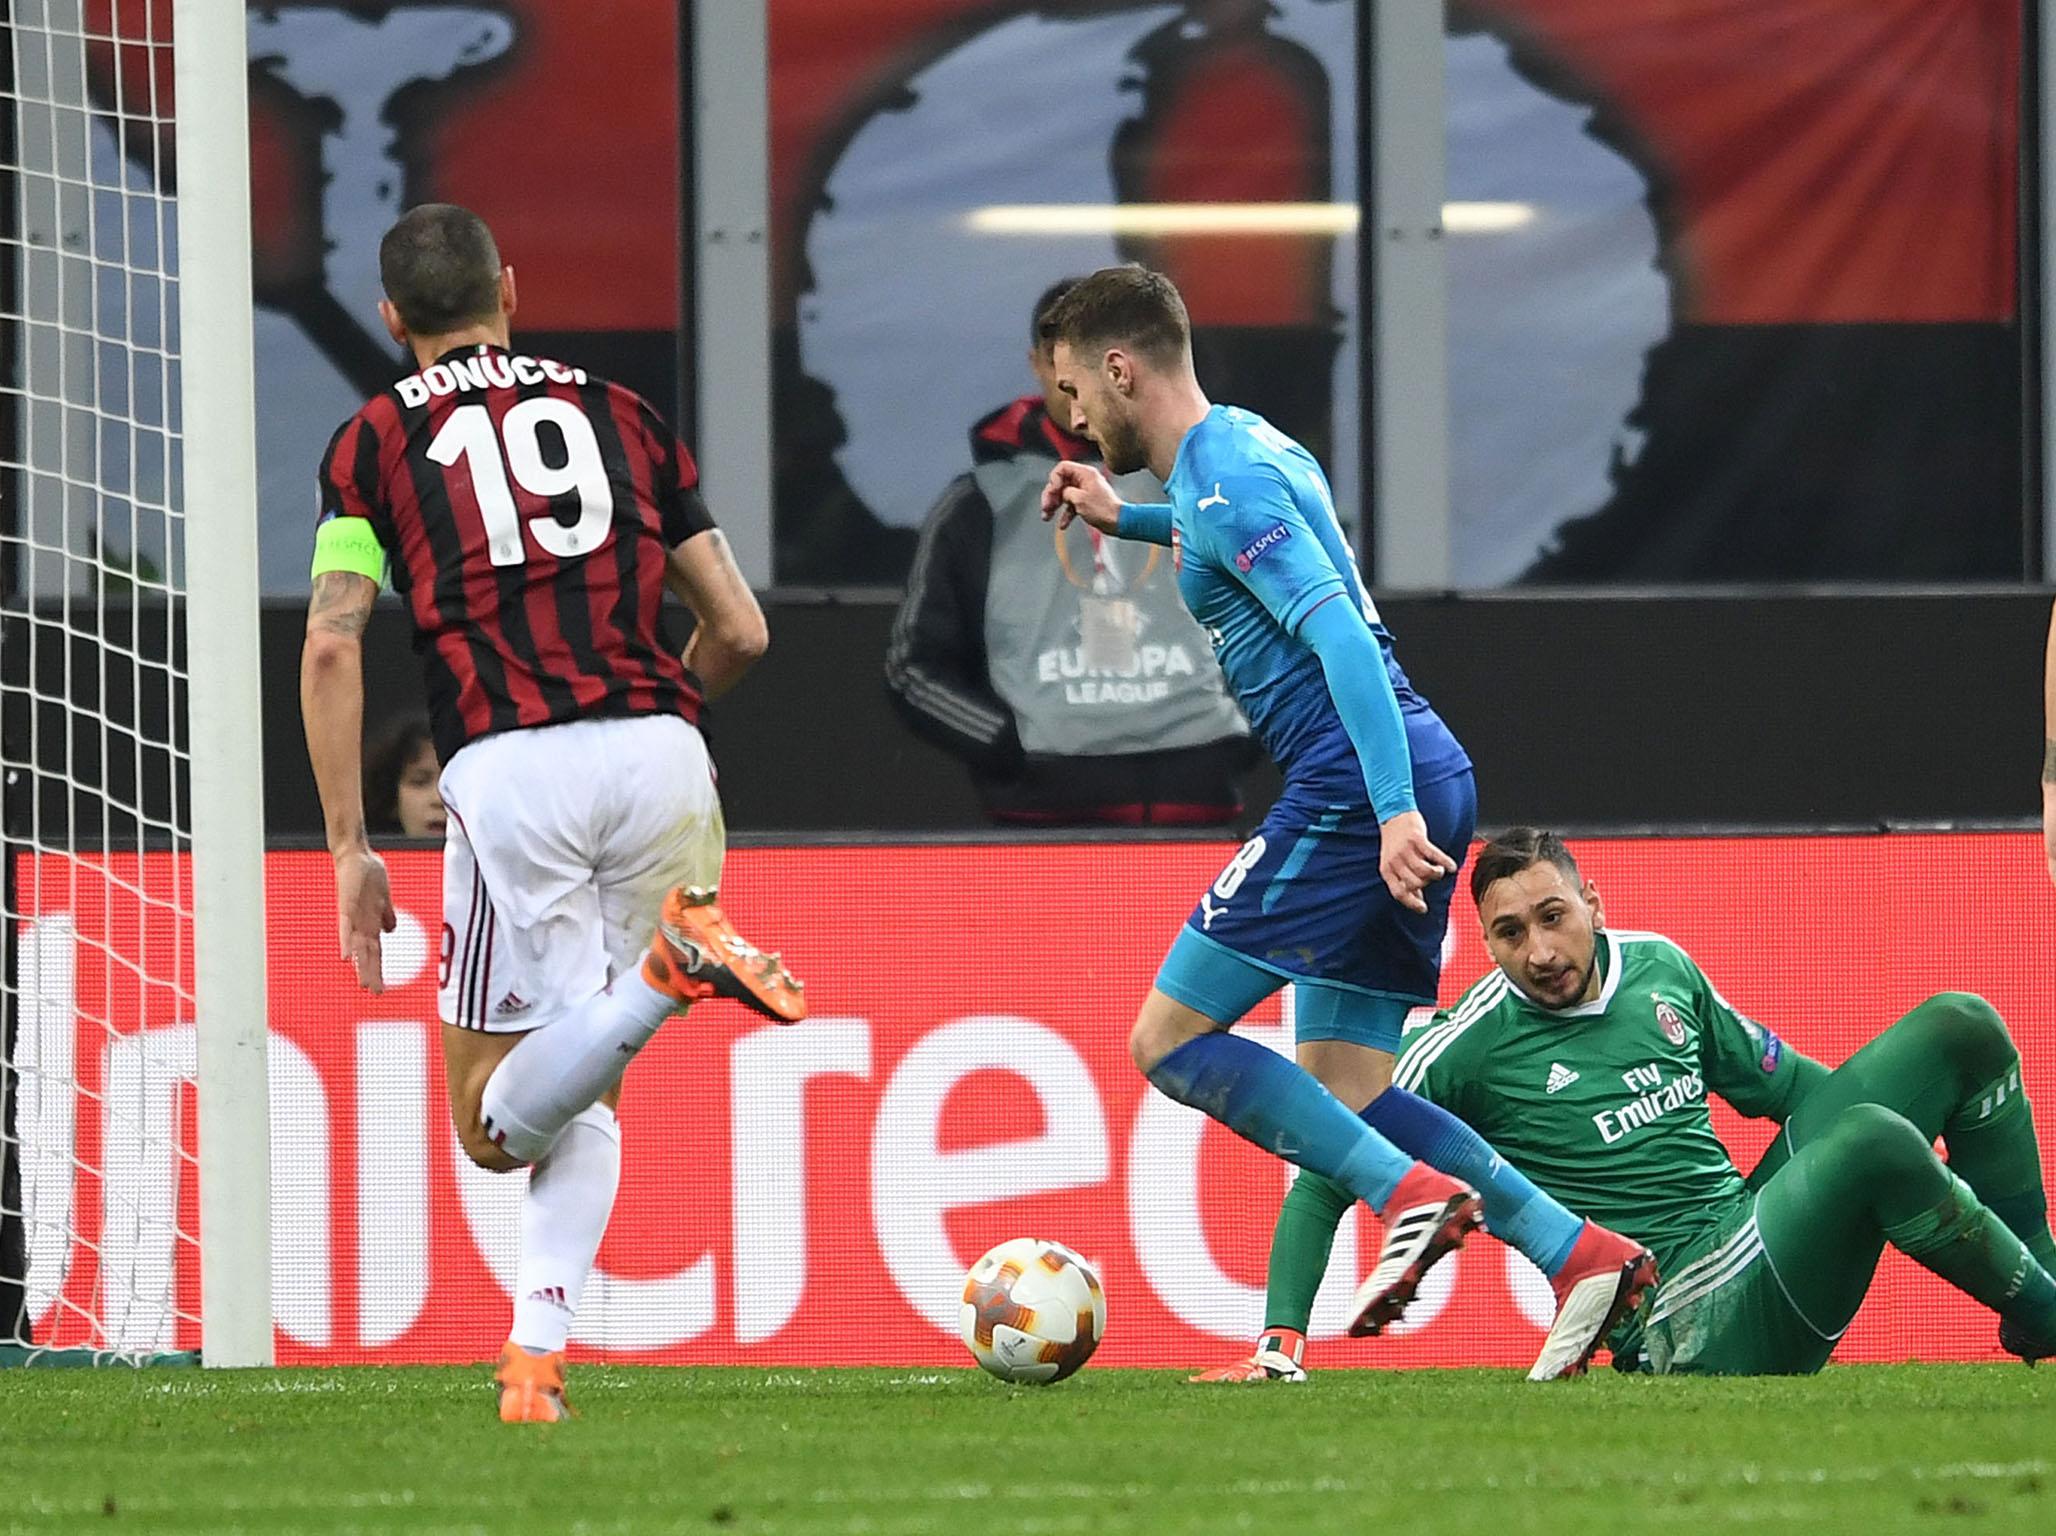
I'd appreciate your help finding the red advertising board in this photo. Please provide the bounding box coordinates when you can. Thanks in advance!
[12,834,2055,1368]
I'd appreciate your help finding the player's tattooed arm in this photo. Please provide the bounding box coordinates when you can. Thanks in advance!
[307,570,377,638]
[301,571,379,853]
[667,529,769,700]
[302,568,394,990]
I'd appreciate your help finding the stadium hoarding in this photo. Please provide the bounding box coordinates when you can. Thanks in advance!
[9,834,2054,1367]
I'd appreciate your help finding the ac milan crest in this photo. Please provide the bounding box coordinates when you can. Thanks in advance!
[1653,995,1688,1046]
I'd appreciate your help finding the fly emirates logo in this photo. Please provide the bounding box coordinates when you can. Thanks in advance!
[1593,1061,1705,1145]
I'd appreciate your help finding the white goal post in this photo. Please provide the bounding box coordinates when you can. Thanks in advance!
[2,0,269,1366]
[174,0,271,1371]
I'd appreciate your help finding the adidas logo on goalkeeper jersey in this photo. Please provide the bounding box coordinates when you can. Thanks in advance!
[1545,1062,1580,1094]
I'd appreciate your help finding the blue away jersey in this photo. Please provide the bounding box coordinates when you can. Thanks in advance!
[1166,406,1469,805]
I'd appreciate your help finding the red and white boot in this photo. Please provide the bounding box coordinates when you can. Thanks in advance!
[1347,1163,1483,1337]
[1528,1220,1658,1381]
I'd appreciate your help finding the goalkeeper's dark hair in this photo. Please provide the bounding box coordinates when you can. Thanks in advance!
[1469,828,1582,906]
[1037,264,1190,365]
[379,203,503,335]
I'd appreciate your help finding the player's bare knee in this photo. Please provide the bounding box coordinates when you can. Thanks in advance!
[445,1082,522,1170]
[463,1134,525,1175]
[1298,1040,1393,1113]
[455,1117,525,1173]
[1130,999,1206,1075]
[1129,1015,1170,1074]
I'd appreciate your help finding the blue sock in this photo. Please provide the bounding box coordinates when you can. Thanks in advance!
[1364,1087,1583,1275]
[1148,1034,1412,1210]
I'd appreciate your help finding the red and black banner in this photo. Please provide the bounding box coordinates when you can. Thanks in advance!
[768,0,2026,583]
[20,2,2028,589]
[1462,0,2025,581]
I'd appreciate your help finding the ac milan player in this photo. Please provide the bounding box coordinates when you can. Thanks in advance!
[300,204,804,1423]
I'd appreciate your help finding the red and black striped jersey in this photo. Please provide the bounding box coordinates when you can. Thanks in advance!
[317,343,712,763]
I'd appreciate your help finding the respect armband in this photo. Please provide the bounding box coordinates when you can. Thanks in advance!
[310,516,388,585]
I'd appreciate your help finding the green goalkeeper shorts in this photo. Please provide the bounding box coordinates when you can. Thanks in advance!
[1640,1191,1844,1376]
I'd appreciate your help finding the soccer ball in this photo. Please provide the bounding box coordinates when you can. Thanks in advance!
[959,1238,1105,1384]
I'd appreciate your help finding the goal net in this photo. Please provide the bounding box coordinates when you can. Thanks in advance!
[1,0,268,1366]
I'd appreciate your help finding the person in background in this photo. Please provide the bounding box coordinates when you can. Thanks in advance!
[886,277,1252,826]
[362,714,445,839]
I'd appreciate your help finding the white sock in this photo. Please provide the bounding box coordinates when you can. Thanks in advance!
[508,1103,621,1355]
[480,971,674,1162]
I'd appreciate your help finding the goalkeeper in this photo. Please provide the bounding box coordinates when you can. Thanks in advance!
[1198,828,2056,1378]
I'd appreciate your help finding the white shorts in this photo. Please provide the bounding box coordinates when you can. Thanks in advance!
[437,713,723,1033]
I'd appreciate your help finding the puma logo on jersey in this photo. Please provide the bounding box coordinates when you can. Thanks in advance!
[1545,1062,1579,1094]
[1199,893,1229,930]
[1196,483,1230,512]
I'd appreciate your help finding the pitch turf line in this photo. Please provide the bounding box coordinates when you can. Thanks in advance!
[794,1459,2055,1506]
[0,1364,2051,1536]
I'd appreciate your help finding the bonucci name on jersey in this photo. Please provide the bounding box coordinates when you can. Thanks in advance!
[319,343,714,763]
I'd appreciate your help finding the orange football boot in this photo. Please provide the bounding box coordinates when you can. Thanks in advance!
[641,885,806,1023]
[1189,1328,1309,1383]
[495,1343,569,1423]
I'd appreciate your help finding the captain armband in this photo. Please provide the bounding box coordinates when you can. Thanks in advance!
[310,515,388,585]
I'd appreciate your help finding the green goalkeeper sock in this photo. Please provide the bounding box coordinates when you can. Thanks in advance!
[1942,1063,2056,1277]
[1882,1168,2056,1331]
[1262,1167,1354,1336]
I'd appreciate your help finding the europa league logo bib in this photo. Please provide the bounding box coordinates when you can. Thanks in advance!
[1057,523,1160,676]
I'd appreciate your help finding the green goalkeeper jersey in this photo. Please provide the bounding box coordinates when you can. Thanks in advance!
[1393,929,1820,1275]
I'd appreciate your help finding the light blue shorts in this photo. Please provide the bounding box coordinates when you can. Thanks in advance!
[1154,926,1416,1053]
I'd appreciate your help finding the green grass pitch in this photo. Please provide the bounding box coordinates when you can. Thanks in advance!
[2,1364,2050,1534]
